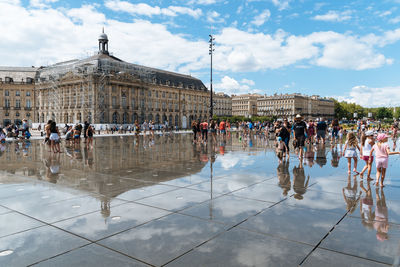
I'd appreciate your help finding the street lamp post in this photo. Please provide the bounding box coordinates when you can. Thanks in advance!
[209,34,215,121]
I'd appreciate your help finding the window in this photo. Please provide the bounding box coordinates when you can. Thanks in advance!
[16,91,20,96]
[131,98,135,109]
[156,91,159,98]
[112,96,117,107]
[140,89,145,96]
[140,99,145,108]
[26,99,31,108]
[148,100,152,109]
[26,91,30,96]
[121,95,127,108]
[112,86,116,93]
[131,88,135,95]
[5,90,9,96]
[162,91,165,98]
[175,93,177,99]
[148,91,151,97]
[162,102,166,110]
[5,99,10,108]
[16,99,21,108]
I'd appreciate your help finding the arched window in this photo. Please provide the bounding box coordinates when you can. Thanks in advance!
[122,112,128,124]
[112,112,119,124]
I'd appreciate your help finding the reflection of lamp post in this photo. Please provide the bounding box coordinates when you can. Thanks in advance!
[209,34,215,121]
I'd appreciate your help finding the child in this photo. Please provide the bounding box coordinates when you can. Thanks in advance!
[360,131,375,180]
[369,133,400,187]
[276,137,288,162]
[343,132,360,174]
[0,128,5,143]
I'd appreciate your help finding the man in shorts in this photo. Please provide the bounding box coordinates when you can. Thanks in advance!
[316,118,328,144]
[292,114,307,159]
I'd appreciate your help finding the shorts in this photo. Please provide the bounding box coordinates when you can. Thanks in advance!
[362,156,373,163]
[74,135,80,139]
[220,129,226,134]
[317,130,326,139]
[344,149,357,158]
[49,133,59,141]
[277,151,283,159]
[376,158,388,169]
[294,136,305,148]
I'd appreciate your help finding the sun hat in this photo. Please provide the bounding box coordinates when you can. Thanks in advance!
[376,133,388,142]
[295,114,302,118]
[365,130,374,136]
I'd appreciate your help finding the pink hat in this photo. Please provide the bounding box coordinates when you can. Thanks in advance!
[376,133,388,142]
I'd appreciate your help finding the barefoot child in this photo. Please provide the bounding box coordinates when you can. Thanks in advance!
[343,132,360,174]
[276,137,288,162]
[369,133,400,187]
[360,131,375,179]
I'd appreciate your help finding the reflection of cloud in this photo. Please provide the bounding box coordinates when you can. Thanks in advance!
[218,153,240,170]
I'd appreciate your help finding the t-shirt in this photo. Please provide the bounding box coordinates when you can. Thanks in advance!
[219,121,226,130]
[316,121,327,131]
[293,121,307,137]
[277,126,290,140]
[202,122,208,130]
[362,139,373,156]
[373,143,389,158]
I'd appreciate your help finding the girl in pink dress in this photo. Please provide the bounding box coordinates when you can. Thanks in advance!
[369,133,400,187]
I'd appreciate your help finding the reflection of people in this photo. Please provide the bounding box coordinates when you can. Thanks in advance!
[316,143,327,167]
[277,161,291,196]
[293,162,309,200]
[342,174,359,214]
[360,180,374,230]
[44,153,60,183]
[304,144,315,167]
[331,145,340,168]
[374,188,389,241]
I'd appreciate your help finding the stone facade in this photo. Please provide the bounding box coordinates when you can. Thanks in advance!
[257,93,335,120]
[0,70,35,126]
[232,93,261,118]
[0,31,209,128]
[213,92,232,117]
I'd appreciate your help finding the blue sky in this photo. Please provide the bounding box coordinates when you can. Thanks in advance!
[1,0,400,107]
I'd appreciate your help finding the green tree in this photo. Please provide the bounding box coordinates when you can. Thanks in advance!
[376,107,393,119]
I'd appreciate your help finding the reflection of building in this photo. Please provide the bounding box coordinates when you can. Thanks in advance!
[257,93,334,120]
[0,69,36,126]
[0,136,208,198]
[213,92,232,117]
[0,30,209,128]
[232,93,261,117]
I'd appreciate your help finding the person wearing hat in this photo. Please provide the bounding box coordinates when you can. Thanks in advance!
[369,133,400,187]
[292,114,307,159]
[360,130,375,179]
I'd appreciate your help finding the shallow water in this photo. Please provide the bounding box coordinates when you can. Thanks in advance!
[0,134,399,266]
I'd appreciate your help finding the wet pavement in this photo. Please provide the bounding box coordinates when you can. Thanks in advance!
[0,133,399,266]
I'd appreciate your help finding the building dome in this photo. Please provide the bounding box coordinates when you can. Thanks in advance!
[98,32,108,41]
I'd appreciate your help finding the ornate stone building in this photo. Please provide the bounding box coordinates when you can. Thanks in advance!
[257,93,335,120]
[0,30,210,128]
[0,68,36,126]
[213,92,232,117]
[231,93,261,118]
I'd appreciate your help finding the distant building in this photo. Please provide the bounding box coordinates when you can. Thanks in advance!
[232,93,261,118]
[213,92,232,117]
[0,30,209,128]
[257,93,335,120]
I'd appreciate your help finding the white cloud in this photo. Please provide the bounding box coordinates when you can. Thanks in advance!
[207,10,224,23]
[313,10,352,22]
[0,0,399,77]
[241,79,255,86]
[214,76,260,95]
[335,85,400,107]
[105,0,202,19]
[389,16,400,24]
[188,0,217,4]
[251,9,271,26]
[214,27,394,71]
[30,0,57,8]
[271,0,290,11]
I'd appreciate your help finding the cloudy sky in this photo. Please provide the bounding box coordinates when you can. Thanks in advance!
[1,0,400,107]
